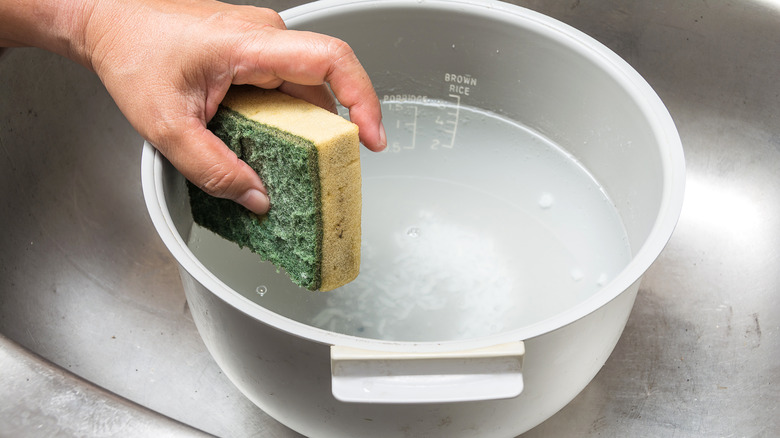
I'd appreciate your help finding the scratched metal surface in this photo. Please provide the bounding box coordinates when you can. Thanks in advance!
[1,1,777,436]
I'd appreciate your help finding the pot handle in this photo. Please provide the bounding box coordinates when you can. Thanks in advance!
[330,341,524,403]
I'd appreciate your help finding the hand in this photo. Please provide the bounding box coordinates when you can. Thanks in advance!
[1,0,386,215]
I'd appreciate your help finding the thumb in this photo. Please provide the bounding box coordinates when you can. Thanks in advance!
[157,122,270,215]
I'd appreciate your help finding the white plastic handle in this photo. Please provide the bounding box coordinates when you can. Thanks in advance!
[330,341,525,404]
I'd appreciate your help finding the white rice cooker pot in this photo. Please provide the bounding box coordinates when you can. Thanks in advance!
[142,0,685,436]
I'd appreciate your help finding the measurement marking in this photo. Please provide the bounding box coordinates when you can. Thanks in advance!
[443,94,461,148]
[403,105,418,149]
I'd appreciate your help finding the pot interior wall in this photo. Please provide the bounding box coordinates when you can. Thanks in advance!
[293,4,665,251]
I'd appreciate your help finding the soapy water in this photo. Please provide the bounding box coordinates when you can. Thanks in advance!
[187,100,631,342]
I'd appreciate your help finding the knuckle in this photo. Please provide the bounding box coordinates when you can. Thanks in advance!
[327,37,354,61]
[324,37,363,78]
[256,8,286,29]
[325,38,360,81]
[205,6,285,35]
[198,160,242,199]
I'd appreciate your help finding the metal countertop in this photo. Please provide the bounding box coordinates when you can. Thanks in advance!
[1,1,777,436]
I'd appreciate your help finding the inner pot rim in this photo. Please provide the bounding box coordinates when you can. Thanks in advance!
[141,0,685,353]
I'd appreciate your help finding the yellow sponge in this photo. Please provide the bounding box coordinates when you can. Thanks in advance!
[189,86,361,291]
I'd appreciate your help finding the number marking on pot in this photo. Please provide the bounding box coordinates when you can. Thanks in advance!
[441,93,460,149]
[380,72,476,153]
[382,94,463,152]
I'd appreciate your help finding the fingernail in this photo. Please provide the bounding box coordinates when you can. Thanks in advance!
[237,188,269,215]
[377,121,387,151]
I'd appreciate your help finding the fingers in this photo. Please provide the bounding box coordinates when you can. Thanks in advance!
[160,120,270,215]
[232,27,386,151]
[320,38,387,151]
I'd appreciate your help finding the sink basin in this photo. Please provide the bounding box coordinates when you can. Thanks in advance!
[1,1,778,436]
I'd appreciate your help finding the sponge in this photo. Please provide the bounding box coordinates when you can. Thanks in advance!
[188,86,361,291]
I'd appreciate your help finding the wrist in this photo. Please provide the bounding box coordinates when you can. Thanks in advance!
[0,0,100,69]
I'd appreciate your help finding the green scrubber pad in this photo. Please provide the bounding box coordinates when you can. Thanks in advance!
[187,86,361,291]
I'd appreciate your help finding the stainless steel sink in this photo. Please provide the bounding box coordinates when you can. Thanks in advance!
[1,1,777,436]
